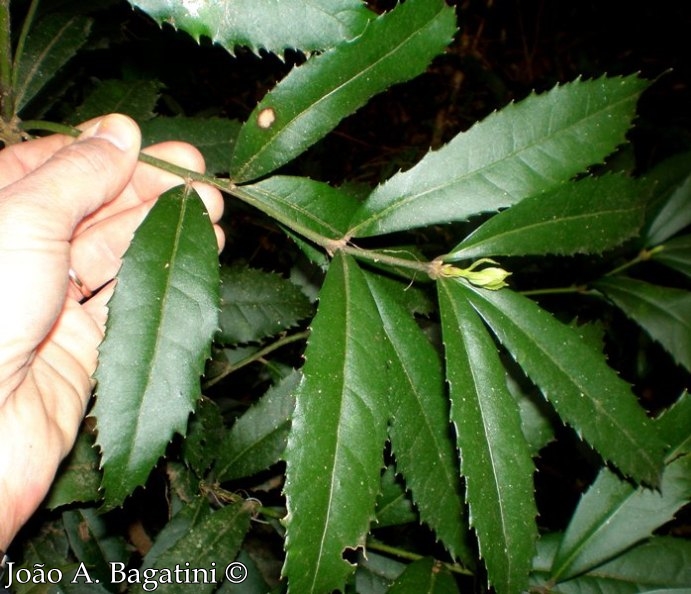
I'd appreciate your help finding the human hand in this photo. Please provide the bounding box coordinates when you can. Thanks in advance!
[0,114,224,550]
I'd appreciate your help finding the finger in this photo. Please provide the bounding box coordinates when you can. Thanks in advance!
[0,114,141,241]
[71,201,224,292]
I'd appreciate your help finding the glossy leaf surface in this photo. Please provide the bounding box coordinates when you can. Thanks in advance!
[365,273,470,561]
[235,176,361,243]
[439,279,537,594]
[446,174,644,260]
[93,185,220,507]
[231,0,456,181]
[218,265,312,345]
[463,286,666,486]
[14,12,92,112]
[595,276,691,372]
[349,75,648,237]
[129,0,372,56]
[643,156,691,246]
[283,253,390,593]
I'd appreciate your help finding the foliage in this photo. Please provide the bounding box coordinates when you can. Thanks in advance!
[1,0,690,593]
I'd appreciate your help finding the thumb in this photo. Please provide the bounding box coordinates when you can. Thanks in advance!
[3,114,141,239]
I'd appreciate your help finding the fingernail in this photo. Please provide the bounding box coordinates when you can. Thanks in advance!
[80,114,139,152]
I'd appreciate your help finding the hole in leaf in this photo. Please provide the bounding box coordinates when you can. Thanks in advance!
[341,545,363,566]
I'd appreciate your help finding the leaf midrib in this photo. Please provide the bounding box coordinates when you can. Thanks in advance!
[350,86,639,235]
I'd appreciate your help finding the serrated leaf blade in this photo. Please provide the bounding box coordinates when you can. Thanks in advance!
[594,277,691,372]
[218,265,312,345]
[216,370,299,481]
[230,0,456,182]
[282,253,390,594]
[93,185,220,507]
[446,174,644,260]
[364,273,470,562]
[234,176,361,243]
[129,0,373,56]
[463,286,666,486]
[438,279,537,594]
[349,75,648,237]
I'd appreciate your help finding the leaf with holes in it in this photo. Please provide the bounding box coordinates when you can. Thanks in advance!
[445,174,645,261]
[93,185,220,508]
[129,0,373,56]
[348,75,648,238]
[438,279,537,594]
[283,253,390,594]
[230,0,456,182]
[463,286,666,487]
[14,12,93,112]
[218,265,312,345]
[594,276,691,373]
[364,273,472,563]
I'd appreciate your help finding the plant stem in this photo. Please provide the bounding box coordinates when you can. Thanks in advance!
[0,0,13,122]
[19,120,447,280]
[604,246,663,277]
[203,330,310,389]
[10,0,39,90]
[520,285,588,297]
[366,538,474,576]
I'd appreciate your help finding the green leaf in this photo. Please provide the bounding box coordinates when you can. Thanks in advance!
[551,391,691,582]
[365,273,471,561]
[445,174,644,260]
[141,116,241,175]
[218,265,312,345]
[594,277,691,372]
[129,0,373,56]
[93,185,220,507]
[550,455,691,582]
[643,153,691,246]
[652,234,691,280]
[144,499,253,594]
[183,397,226,476]
[506,371,556,456]
[349,75,648,238]
[46,430,102,509]
[230,0,456,182]
[463,286,666,486]
[62,508,129,586]
[438,279,537,594]
[14,12,92,112]
[532,536,691,593]
[386,557,460,594]
[215,370,299,481]
[235,176,361,243]
[374,466,417,528]
[282,253,390,594]
[68,79,162,125]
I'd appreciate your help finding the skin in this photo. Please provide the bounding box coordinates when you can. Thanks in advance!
[0,114,224,551]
